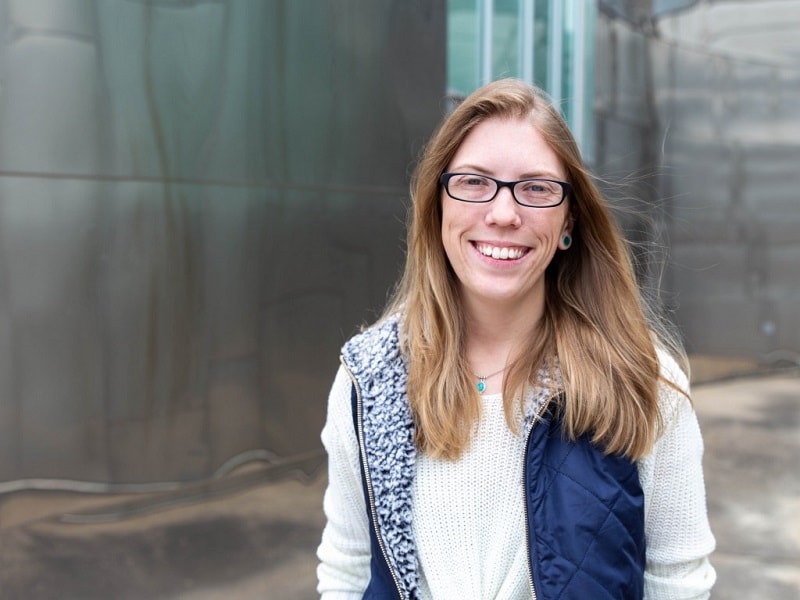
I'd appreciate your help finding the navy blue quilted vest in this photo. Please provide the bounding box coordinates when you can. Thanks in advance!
[524,403,646,599]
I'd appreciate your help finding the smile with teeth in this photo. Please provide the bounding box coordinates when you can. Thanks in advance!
[475,242,528,260]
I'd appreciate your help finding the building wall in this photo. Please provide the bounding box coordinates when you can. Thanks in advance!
[2,0,795,490]
[655,1,800,359]
[0,0,446,486]
[595,0,800,360]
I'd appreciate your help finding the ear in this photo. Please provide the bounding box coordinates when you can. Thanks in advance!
[558,217,575,250]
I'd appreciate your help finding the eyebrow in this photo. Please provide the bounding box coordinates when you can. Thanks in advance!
[448,164,564,180]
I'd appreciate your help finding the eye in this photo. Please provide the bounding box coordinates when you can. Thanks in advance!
[456,175,490,187]
[524,182,545,192]
[519,179,555,194]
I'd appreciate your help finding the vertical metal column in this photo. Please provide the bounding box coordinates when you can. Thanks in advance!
[479,0,494,85]
[519,0,535,83]
[547,0,563,104]
[571,1,587,150]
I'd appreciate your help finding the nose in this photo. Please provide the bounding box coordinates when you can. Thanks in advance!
[486,185,522,227]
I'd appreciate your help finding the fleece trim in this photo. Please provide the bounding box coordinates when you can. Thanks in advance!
[342,316,418,598]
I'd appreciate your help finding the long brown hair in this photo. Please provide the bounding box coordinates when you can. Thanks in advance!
[384,79,681,461]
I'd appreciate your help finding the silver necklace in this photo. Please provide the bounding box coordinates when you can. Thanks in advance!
[476,367,505,394]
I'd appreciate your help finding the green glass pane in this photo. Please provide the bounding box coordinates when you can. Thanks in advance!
[448,0,479,96]
[534,0,549,88]
[533,0,550,87]
[561,0,577,123]
[493,0,519,79]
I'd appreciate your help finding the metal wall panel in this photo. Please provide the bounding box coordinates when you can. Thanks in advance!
[0,0,446,487]
[655,2,800,358]
[594,1,800,360]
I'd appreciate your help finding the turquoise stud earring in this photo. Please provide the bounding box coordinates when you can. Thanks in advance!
[562,234,572,249]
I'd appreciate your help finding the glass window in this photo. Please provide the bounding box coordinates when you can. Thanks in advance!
[447,0,595,159]
[448,0,480,97]
[493,0,520,79]
[533,0,550,88]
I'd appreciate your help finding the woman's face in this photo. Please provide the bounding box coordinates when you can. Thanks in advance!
[441,116,573,313]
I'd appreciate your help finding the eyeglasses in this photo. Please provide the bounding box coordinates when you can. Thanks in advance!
[440,172,570,208]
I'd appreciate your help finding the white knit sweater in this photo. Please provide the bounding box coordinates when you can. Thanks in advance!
[317,352,716,599]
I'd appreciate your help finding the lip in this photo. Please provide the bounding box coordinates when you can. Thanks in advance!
[472,241,531,261]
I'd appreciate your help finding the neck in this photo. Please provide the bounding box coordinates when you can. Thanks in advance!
[462,292,545,378]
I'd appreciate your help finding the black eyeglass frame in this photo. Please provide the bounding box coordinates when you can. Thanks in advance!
[439,172,571,208]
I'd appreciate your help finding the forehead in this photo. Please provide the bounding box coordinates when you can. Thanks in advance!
[449,116,565,179]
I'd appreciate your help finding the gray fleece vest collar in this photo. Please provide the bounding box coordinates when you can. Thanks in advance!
[341,316,418,598]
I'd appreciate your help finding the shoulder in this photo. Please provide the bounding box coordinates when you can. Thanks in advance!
[341,313,403,369]
[641,348,703,467]
[656,346,689,396]
[654,346,692,425]
[638,350,706,504]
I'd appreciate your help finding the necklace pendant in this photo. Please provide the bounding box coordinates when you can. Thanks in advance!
[477,377,487,393]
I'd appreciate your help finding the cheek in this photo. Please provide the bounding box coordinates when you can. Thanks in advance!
[440,201,463,241]
[440,204,473,270]
[440,221,459,264]
[528,214,568,240]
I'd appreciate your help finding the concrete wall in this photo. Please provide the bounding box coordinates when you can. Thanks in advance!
[595,0,800,360]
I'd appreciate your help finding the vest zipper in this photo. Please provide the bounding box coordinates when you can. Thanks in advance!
[522,393,558,600]
[340,357,406,600]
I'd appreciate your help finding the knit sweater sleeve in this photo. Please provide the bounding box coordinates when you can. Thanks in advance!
[639,351,717,600]
[316,364,371,599]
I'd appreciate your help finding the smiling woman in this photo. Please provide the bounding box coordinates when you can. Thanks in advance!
[316,79,717,600]
[440,116,573,324]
